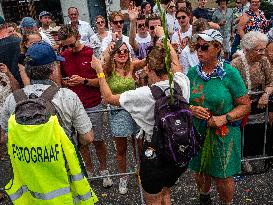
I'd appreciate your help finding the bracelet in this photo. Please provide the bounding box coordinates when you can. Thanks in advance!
[97,72,105,78]
[189,105,194,110]
[264,91,270,96]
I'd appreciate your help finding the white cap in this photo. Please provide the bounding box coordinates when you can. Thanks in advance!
[197,29,223,44]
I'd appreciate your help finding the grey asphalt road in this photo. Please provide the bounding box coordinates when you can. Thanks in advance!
[1,128,273,205]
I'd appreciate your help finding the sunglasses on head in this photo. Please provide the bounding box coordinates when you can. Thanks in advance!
[96,21,104,24]
[62,42,76,50]
[113,20,124,25]
[116,49,129,55]
[195,43,210,51]
[138,23,145,28]
[177,16,187,20]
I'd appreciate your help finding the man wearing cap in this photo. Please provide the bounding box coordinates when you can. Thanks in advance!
[39,11,57,48]
[1,41,94,147]
[0,16,22,86]
[0,42,98,204]
[68,7,95,46]
[20,16,52,46]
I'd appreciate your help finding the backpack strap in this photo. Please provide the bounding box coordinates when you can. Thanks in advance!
[174,81,182,96]
[13,89,28,103]
[40,85,60,102]
[150,85,165,100]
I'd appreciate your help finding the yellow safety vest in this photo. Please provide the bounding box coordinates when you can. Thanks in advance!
[5,115,98,205]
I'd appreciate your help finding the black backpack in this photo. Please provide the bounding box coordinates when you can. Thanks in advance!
[13,85,59,125]
[148,82,200,168]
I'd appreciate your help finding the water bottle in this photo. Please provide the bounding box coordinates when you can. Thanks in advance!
[144,147,157,159]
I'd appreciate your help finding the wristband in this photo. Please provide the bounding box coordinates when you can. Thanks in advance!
[97,72,105,78]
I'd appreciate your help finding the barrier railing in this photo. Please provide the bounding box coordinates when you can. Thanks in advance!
[241,91,273,173]
[85,105,145,204]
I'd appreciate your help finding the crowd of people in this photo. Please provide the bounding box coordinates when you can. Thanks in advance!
[0,0,273,204]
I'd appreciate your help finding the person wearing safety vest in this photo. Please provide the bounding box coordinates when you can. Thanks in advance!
[0,42,98,204]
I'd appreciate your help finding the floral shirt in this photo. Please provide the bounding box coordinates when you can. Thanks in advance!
[245,9,270,33]
[232,54,273,92]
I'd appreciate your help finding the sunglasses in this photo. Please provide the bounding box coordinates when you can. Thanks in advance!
[138,23,145,28]
[96,21,104,24]
[116,49,129,55]
[149,25,160,30]
[113,20,124,25]
[177,16,187,20]
[236,1,242,3]
[62,42,76,50]
[195,43,210,51]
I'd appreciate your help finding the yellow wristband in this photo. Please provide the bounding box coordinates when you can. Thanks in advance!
[97,72,105,78]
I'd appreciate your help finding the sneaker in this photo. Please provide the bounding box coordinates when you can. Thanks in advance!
[100,170,113,188]
[119,176,128,195]
[243,160,253,173]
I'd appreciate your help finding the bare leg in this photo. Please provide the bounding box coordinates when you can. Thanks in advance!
[161,187,171,205]
[93,140,107,171]
[114,137,127,173]
[143,190,163,205]
[194,173,212,193]
[215,177,234,204]
[79,145,93,173]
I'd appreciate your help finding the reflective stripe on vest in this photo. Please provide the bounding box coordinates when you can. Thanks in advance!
[10,186,70,201]
[73,191,92,204]
[69,173,84,183]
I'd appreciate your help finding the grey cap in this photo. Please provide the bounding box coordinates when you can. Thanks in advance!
[39,11,52,19]
[197,29,223,44]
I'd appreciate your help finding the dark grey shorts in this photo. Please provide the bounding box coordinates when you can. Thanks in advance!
[85,104,105,141]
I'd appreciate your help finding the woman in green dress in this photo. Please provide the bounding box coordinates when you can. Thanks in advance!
[187,29,251,205]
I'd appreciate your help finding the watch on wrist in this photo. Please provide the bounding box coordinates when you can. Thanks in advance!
[83,78,88,86]
[226,114,232,123]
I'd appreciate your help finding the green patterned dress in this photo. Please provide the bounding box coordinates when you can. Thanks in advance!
[188,63,247,178]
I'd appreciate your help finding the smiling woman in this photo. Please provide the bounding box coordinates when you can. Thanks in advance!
[102,39,139,195]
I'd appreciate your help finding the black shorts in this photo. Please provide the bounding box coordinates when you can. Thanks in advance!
[140,154,187,194]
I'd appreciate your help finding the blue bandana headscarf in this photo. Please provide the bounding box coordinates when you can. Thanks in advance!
[196,58,226,81]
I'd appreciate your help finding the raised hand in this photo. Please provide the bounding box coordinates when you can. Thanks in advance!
[128,3,139,21]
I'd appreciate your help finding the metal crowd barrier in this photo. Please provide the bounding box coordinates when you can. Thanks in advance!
[241,91,273,174]
[85,106,145,205]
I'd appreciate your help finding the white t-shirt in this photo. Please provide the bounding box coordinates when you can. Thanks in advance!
[135,33,151,44]
[89,31,112,59]
[69,20,95,46]
[171,25,192,53]
[179,45,199,75]
[166,13,180,37]
[39,31,52,46]
[119,72,190,136]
